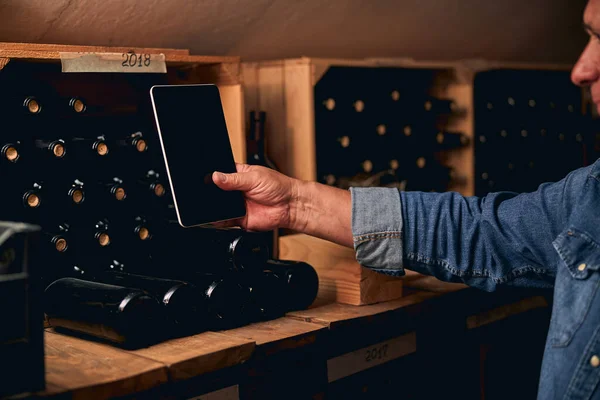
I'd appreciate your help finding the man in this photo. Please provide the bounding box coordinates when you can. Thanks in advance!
[212,1,600,397]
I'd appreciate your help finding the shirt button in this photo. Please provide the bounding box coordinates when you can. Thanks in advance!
[578,263,587,271]
[590,355,600,368]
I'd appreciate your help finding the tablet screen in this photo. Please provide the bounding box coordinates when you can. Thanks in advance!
[150,84,246,227]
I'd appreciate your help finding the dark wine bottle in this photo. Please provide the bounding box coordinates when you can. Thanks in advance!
[153,225,271,273]
[68,97,87,114]
[21,182,43,210]
[43,223,71,255]
[23,96,42,115]
[97,271,206,336]
[76,218,112,250]
[115,131,148,154]
[434,131,470,151]
[70,136,110,161]
[246,110,280,258]
[265,259,319,311]
[99,176,128,203]
[247,111,278,170]
[44,277,164,347]
[34,139,67,161]
[137,169,168,199]
[1,142,21,164]
[111,216,154,265]
[423,97,459,115]
[189,272,249,329]
[244,269,288,321]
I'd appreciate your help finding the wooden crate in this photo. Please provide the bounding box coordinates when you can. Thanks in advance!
[0,42,246,163]
[242,57,474,195]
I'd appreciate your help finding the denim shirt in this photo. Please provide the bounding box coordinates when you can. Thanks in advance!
[350,158,600,400]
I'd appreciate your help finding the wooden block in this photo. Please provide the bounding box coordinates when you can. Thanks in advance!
[128,331,255,382]
[40,331,168,400]
[279,233,404,305]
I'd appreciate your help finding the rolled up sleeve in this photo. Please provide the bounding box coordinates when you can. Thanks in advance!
[350,187,405,276]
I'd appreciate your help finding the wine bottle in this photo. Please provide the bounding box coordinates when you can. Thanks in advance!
[23,96,42,115]
[434,131,470,151]
[423,97,458,115]
[111,216,154,264]
[187,272,249,329]
[76,218,112,250]
[1,142,21,164]
[265,259,319,311]
[34,139,67,161]
[21,182,43,210]
[247,111,277,169]
[70,136,110,161]
[68,97,86,114]
[244,269,288,321]
[152,225,271,273]
[44,277,164,347]
[245,111,280,257]
[97,271,206,336]
[99,176,128,203]
[115,131,148,154]
[43,223,71,255]
[137,169,168,199]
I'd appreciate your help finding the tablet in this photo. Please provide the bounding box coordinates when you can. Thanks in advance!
[150,84,246,227]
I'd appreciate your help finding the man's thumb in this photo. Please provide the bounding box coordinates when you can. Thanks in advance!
[212,171,253,191]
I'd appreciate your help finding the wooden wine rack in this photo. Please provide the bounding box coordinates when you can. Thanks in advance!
[243,57,587,305]
[0,42,273,338]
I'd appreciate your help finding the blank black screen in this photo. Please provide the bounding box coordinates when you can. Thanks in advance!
[150,84,246,227]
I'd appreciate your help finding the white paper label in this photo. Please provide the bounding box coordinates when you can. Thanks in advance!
[188,384,239,400]
[327,332,417,383]
[466,295,548,330]
[60,52,167,73]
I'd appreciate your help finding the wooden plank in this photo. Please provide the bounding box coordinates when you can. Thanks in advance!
[257,65,286,174]
[219,318,326,356]
[129,332,255,382]
[466,295,548,330]
[279,233,404,305]
[287,291,441,330]
[41,331,168,400]
[219,84,246,164]
[0,41,190,56]
[283,62,317,182]
[0,49,239,66]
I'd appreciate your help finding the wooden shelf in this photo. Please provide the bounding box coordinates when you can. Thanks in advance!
[40,331,169,399]
[26,286,552,400]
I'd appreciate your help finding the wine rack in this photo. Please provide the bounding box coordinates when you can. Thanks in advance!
[0,43,318,348]
[473,68,590,196]
[243,58,470,196]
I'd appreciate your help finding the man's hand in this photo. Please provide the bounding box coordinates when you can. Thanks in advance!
[212,164,301,232]
[212,164,353,248]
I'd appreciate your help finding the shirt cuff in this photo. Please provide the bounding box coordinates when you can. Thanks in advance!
[350,187,405,276]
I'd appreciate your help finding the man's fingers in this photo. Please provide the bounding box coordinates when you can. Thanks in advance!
[235,163,254,173]
[212,171,255,191]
